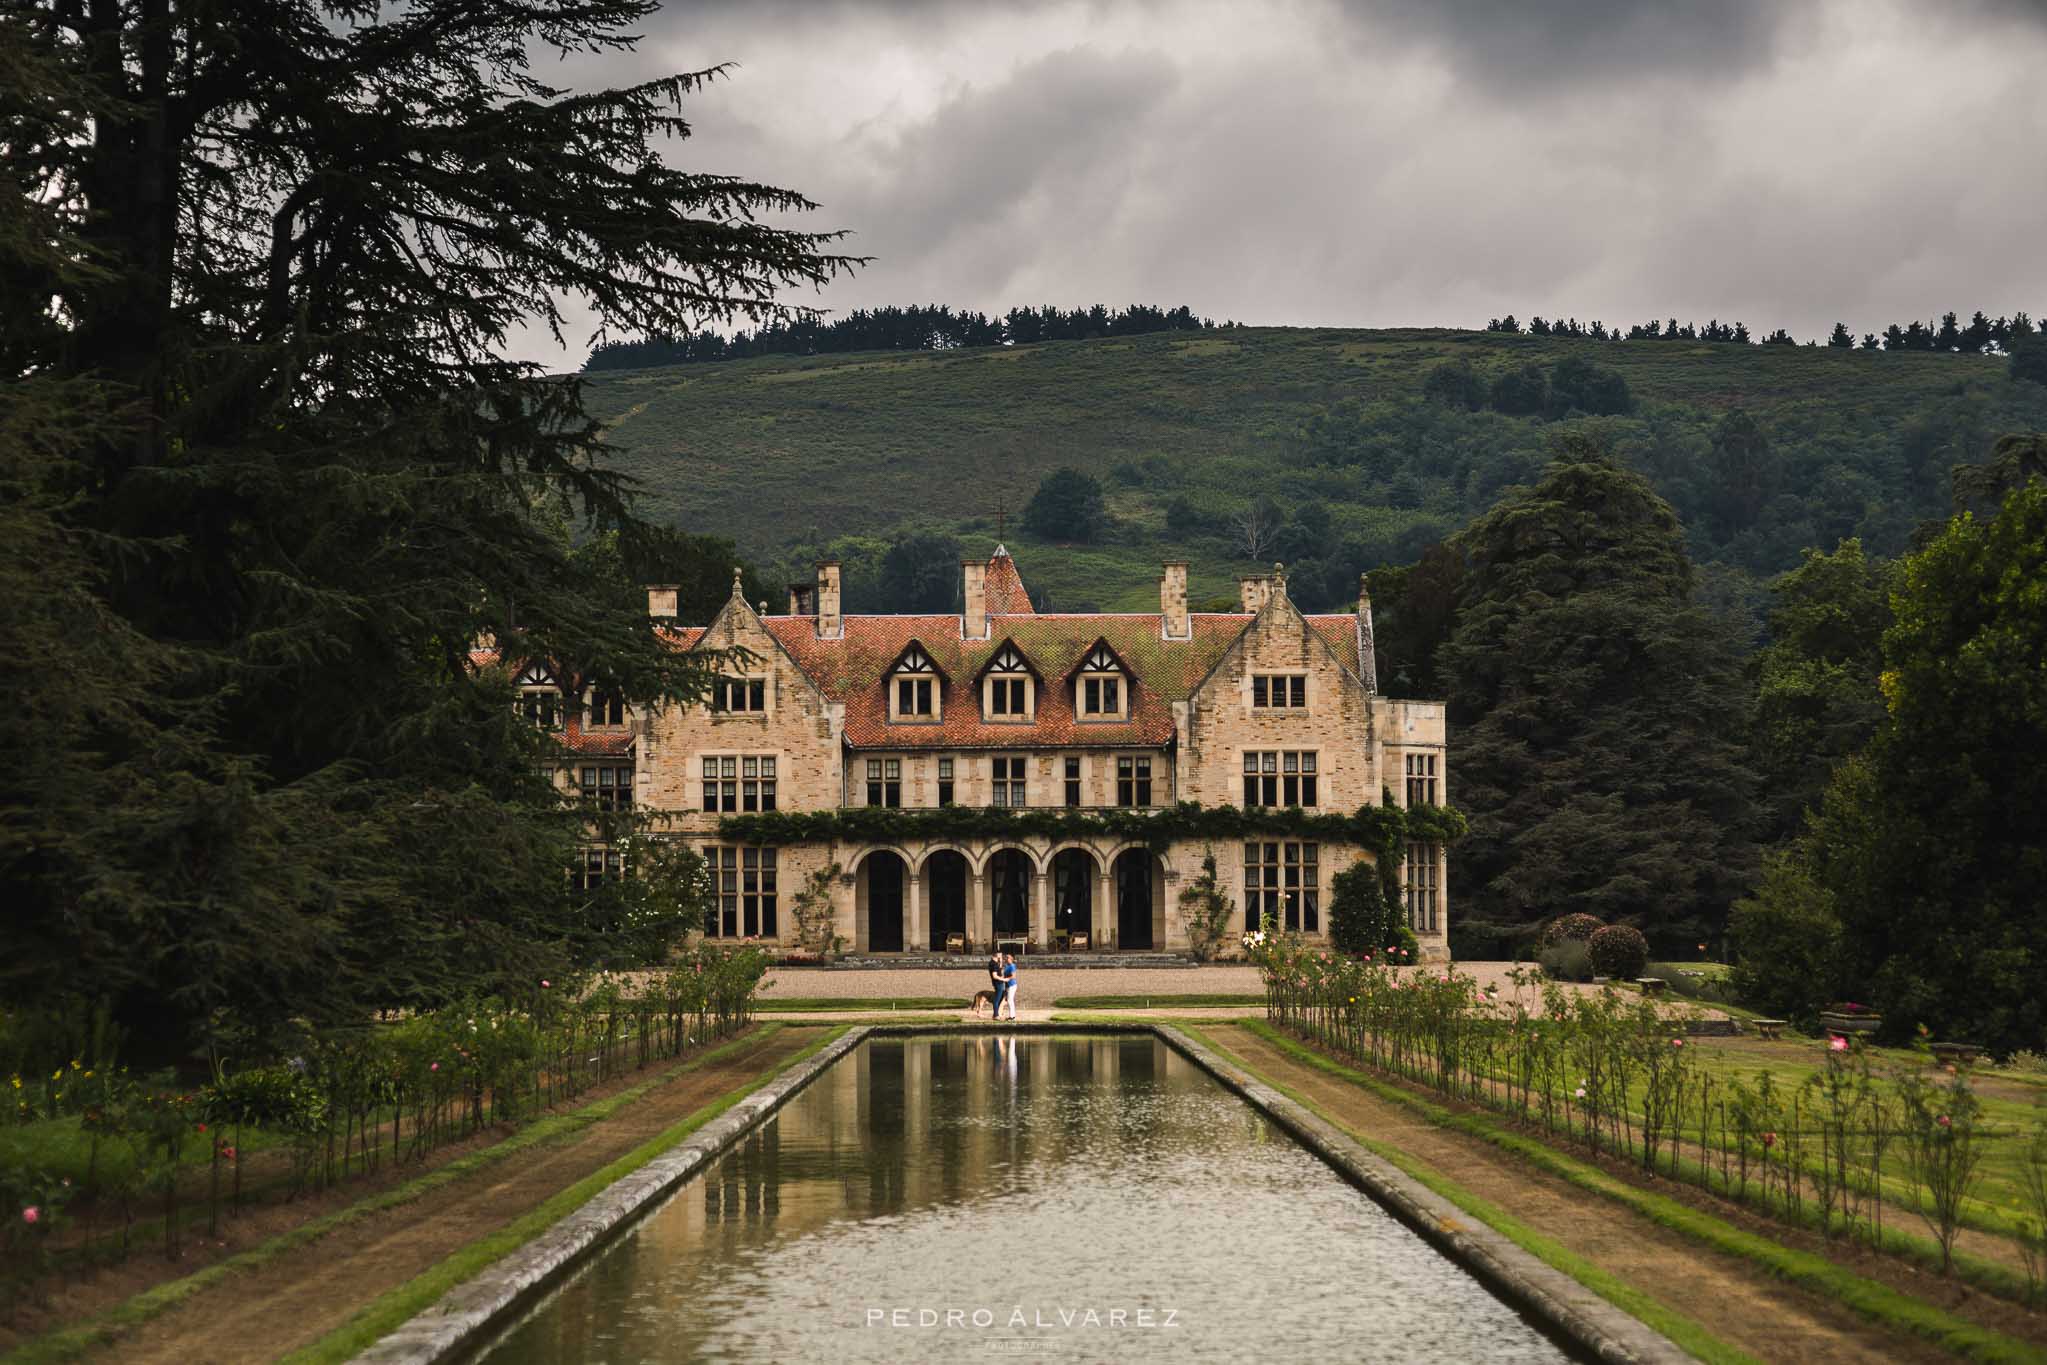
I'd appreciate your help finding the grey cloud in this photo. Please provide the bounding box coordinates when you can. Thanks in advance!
[507,0,2047,369]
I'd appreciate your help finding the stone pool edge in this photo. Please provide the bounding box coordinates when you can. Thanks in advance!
[1155,1024,1696,1365]
[354,1021,1691,1365]
[349,1024,871,1365]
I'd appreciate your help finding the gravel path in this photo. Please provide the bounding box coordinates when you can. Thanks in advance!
[760,962,1729,1019]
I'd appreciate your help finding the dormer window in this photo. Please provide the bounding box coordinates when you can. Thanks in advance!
[586,682,627,728]
[890,644,941,722]
[983,642,1036,722]
[518,663,562,730]
[1076,642,1128,720]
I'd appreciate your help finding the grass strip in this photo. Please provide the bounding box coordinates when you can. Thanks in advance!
[4,1026,786,1365]
[285,1023,851,1365]
[1176,1025,1759,1365]
[1242,1022,2047,1365]
[758,997,964,1012]
[1052,994,1265,1009]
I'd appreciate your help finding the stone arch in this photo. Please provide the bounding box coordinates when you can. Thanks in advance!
[984,845,1035,942]
[920,848,970,951]
[912,841,986,876]
[852,847,909,953]
[1113,847,1168,951]
[1047,845,1101,942]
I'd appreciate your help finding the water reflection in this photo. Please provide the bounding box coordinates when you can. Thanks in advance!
[478,1035,1572,1364]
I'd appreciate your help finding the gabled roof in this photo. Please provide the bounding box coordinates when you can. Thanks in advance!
[666,553,1376,750]
[1061,636,1131,680]
[984,545,1034,614]
[973,636,1041,681]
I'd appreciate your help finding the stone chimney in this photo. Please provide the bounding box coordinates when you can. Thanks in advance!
[961,558,989,639]
[1356,573,1379,693]
[815,561,842,639]
[646,585,679,618]
[787,581,817,616]
[1160,562,1190,640]
[1238,573,1274,614]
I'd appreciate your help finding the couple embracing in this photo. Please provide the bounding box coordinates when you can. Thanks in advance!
[985,951,1019,1020]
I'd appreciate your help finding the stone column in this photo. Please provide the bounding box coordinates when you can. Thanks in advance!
[1031,867,1051,950]
[968,872,991,952]
[1095,859,1114,950]
[906,871,926,954]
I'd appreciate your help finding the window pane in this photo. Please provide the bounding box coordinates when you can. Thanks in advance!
[1253,676,1268,707]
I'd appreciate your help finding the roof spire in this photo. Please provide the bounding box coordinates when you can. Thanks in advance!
[731,565,745,600]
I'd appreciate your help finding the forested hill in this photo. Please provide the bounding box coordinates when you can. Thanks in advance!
[579,326,2047,619]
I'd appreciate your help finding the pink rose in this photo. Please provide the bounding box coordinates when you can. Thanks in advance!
[541,979,551,989]
[430,1062,440,1072]
[1937,1114,1951,1128]
[1828,1035,1848,1052]
[23,1206,40,1224]
[1761,1132,1776,1148]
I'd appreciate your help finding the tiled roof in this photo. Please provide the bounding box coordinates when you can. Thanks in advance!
[563,714,636,757]
[754,608,1366,750]
[983,546,1035,614]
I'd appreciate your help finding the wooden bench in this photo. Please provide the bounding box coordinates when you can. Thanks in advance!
[1752,1018,1787,1041]
[1069,932,1091,952]
[1636,977,1668,997]
[996,938,1029,958]
[1930,1042,1981,1068]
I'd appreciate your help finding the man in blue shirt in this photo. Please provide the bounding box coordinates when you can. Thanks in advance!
[998,953,1019,1020]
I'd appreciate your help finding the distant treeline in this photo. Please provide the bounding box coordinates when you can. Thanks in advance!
[584,303,1227,372]
[1486,309,2040,353]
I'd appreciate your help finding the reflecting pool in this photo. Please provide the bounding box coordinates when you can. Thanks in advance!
[477,1034,1574,1363]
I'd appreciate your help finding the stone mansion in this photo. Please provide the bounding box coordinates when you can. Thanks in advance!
[537,547,1449,959]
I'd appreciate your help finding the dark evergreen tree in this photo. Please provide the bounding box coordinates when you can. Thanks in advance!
[2,0,856,1044]
[1748,540,1890,844]
[1023,467,1109,543]
[879,530,966,613]
[1704,409,1779,541]
[1544,356,1632,417]
[1421,359,1487,410]
[1489,363,1549,416]
[1827,322,1855,348]
[1809,478,2047,1054]
[1438,440,1756,948]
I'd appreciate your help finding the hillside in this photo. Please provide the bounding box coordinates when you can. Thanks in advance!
[581,327,2047,616]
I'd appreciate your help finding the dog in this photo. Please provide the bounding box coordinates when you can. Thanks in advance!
[969,989,998,1017]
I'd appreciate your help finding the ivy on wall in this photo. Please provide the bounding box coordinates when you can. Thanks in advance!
[716,799,1467,903]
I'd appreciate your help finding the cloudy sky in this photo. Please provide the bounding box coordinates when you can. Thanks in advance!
[524,0,2047,368]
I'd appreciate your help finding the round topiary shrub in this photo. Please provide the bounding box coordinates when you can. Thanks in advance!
[1587,924,1650,981]
[1540,912,1605,950]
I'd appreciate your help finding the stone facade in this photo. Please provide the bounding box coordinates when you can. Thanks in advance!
[612,549,1448,959]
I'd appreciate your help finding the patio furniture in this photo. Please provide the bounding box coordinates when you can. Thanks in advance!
[1929,1041,1981,1068]
[1752,1018,1787,1041]
[1636,977,1668,997]
[1070,932,1091,952]
[997,938,1028,958]
[944,933,966,954]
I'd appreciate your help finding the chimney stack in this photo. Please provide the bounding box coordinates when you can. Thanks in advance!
[815,562,842,639]
[1356,573,1379,693]
[961,558,989,639]
[647,585,679,618]
[1238,574,1274,614]
[1160,562,1190,639]
[788,581,817,616]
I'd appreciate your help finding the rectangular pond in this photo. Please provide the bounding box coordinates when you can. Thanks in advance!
[476,1034,1575,1363]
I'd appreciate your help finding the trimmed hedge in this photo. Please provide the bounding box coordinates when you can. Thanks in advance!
[1587,924,1650,980]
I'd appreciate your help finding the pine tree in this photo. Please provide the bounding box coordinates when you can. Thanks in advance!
[4,1,857,1044]
[1439,439,1757,948]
